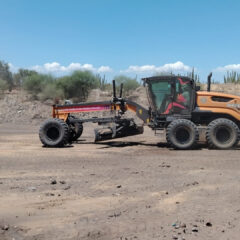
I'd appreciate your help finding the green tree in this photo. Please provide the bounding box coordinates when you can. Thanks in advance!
[23,73,55,99]
[154,72,173,76]
[38,83,64,101]
[56,71,99,102]
[0,78,8,96]
[114,75,140,96]
[13,68,37,88]
[0,60,13,91]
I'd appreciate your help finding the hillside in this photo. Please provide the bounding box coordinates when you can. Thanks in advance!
[202,83,240,95]
[0,90,51,125]
[0,83,240,125]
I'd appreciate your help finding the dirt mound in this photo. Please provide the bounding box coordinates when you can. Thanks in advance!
[87,87,149,109]
[127,86,149,109]
[202,83,240,95]
[0,88,148,125]
[0,89,115,125]
[87,89,112,102]
[1,84,240,125]
[0,90,52,125]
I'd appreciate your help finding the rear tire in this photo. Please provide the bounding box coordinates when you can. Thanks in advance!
[206,118,239,149]
[68,116,83,141]
[39,118,69,147]
[166,119,199,150]
[69,122,83,141]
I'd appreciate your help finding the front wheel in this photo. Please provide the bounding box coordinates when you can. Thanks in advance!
[39,118,70,147]
[206,118,239,149]
[166,119,199,150]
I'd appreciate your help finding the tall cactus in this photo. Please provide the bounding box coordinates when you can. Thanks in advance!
[224,71,240,83]
[187,67,200,83]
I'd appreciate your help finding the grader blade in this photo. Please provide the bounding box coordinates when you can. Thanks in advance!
[94,123,144,142]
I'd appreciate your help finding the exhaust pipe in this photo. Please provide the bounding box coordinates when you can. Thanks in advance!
[112,80,116,100]
[207,72,212,92]
[119,83,123,98]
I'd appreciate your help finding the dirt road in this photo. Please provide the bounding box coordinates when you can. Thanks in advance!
[0,123,240,240]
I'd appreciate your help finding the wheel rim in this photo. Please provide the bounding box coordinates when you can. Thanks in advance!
[175,127,191,144]
[46,127,60,141]
[215,126,231,144]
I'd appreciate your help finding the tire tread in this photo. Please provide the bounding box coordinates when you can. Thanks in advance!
[206,118,239,149]
[39,118,69,147]
[166,119,199,150]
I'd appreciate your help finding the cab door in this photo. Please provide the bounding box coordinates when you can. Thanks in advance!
[171,77,193,115]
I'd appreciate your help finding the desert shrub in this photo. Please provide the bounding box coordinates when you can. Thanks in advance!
[114,75,140,96]
[0,78,8,97]
[22,71,100,102]
[23,74,55,99]
[56,71,99,102]
[0,61,13,91]
[224,71,240,83]
[13,69,37,88]
[96,74,108,90]
[38,83,64,101]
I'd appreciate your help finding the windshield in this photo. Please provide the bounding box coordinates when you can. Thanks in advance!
[149,80,172,113]
[147,77,193,115]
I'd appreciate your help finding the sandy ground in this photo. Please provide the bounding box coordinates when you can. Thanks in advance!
[0,123,240,240]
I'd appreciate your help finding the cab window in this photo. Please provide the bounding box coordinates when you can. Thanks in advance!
[174,77,192,111]
[150,80,172,113]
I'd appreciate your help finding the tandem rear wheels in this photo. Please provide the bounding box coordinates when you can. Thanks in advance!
[206,118,239,149]
[166,118,239,150]
[166,119,199,150]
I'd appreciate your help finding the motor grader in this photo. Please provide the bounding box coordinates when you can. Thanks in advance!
[39,73,240,149]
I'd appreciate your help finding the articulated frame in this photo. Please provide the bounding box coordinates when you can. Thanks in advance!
[52,100,150,124]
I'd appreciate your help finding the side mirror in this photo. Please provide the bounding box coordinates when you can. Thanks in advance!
[195,86,201,91]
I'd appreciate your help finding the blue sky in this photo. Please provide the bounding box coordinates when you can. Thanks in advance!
[1,0,240,82]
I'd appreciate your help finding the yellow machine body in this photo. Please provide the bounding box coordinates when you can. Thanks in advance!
[197,91,240,121]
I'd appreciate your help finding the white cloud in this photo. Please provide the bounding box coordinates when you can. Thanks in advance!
[215,64,240,72]
[126,65,156,72]
[31,62,112,74]
[97,66,112,73]
[122,61,192,73]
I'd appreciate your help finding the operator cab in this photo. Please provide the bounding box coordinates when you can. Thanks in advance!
[143,76,195,117]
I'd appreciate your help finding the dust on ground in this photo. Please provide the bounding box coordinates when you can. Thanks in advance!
[0,123,240,240]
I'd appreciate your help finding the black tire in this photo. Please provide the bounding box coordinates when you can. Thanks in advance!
[206,118,239,149]
[69,122,83,141]
[39,118,70,147]
[166,119,199,150]
[68,116,83,141]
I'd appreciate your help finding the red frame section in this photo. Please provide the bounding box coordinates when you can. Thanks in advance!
[55,104,111,113]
